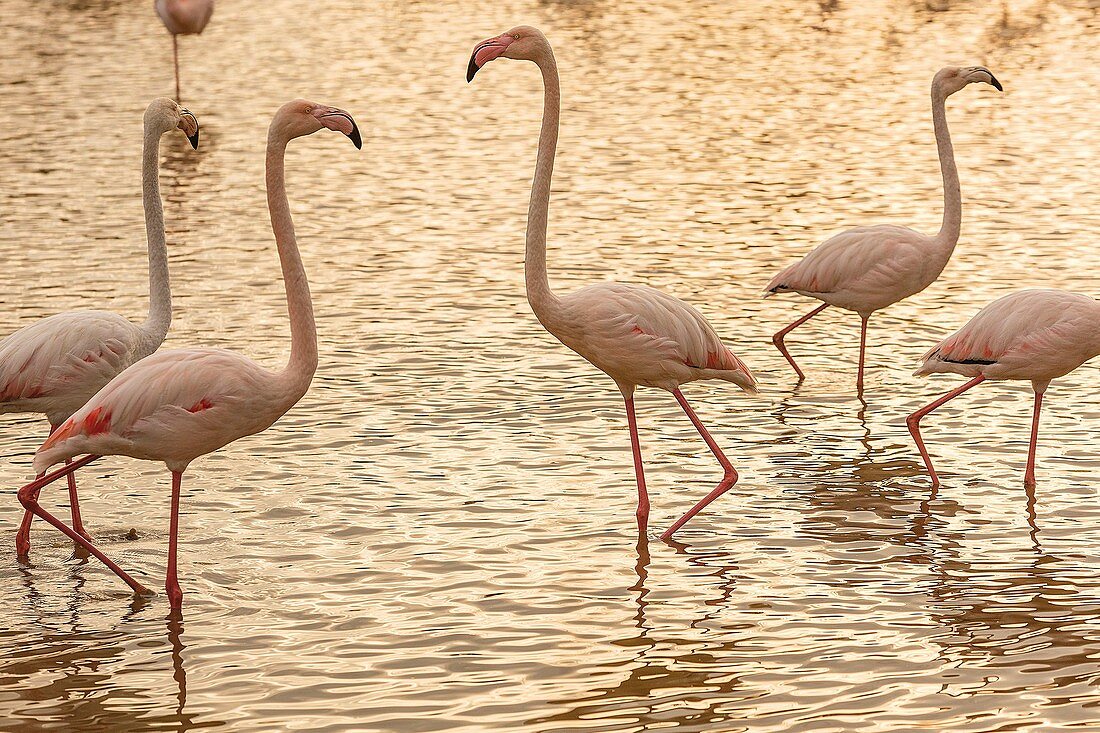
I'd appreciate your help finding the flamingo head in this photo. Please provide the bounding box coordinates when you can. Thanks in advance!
[271,99,362,149]
[145,97,200,149]
[467,26,548,82]
[934,66,1003,96]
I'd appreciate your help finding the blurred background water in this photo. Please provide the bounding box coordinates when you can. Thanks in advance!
[0,0,1098,730]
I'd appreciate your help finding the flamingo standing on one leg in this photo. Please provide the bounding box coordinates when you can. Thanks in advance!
[908,289,1100,489]
[154,0,214,102]
[467,27,757,542]
[16,100,361,609]
[1,99,198,558]
[762,66,1002,393]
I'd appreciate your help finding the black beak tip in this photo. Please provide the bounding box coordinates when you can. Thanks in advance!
[466,55,479,83]
[349,123,362,150]
[991,76,1004,92]
[188,130,199,149]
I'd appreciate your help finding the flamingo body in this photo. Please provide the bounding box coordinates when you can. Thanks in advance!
[17,99,360,609]
[764,224,949,315]
[1,98,197,430]
[155,0,214,101]
[908,289,1100,489]
[154,0,214,36]
[916,289,1100,383]
[3,98,197,557]
[0,311,145,425]
[763,66,1002,390]
[468,26,755,541]
[547,282,756,392]
[36,347,285,475]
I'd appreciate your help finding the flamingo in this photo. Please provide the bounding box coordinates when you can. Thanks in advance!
[16,100,361,609]
[763,66,1002,392]
[154,0,214,102]
[908,289,1100,489]
[2,98,198,559]
[467,26,757,542]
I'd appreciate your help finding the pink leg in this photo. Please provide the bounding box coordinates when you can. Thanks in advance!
[16,470,44,560]
[17,456,152,596]
[856,315,869,394]
[623,394,650,533]
[1024,388,1044,490]
[906,375,985,489]
[17,424,59,558]
[19,464,93,559]
[772,303,828,380]
[166,471,184,609]
[65,459,94,559]
[66,461,89,537]
[173,35,181,102]
[661,389,738,541]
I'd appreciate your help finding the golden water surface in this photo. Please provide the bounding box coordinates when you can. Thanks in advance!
[1,0,1099,730]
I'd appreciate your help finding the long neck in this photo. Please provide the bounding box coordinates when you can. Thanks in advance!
[525,44,563,318]
[931,87,962,248]
[265,134,318,403]
[139,125,172,351]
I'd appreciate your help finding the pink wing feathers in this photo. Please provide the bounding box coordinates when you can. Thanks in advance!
[764,225,931,304]
[570,283,756,391]
[36,347,270,473]
[0,311,143,414]
[917,290,1100,378]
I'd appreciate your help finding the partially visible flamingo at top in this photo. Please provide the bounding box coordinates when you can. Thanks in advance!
[155,0,215,102]
[467,26,757,542]
[763,66,1002,393]
[1,98,198,559]
[908,289,1100,489]
[16,99,360,610]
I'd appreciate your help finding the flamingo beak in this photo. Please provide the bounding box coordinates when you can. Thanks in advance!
[179,109,200,149]
[318,109,362,149]
[467,35,514,82]
[988,73,1003,92]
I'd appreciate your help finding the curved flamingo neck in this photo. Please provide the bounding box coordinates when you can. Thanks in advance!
[525,42,563,320]
[265,132,318,404]
[931,85,962,250]
[138,123,172,354]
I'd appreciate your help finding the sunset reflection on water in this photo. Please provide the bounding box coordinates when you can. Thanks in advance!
[1,0,1099,730]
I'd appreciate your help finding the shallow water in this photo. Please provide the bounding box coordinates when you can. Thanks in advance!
[1,0,1099,730]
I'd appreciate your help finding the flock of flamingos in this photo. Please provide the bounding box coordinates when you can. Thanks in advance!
[2,4,1098,613]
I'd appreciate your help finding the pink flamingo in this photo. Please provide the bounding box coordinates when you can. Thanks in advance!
[909,289,1100,489]
[17,100,360,609]
[468,27,757,542]
[763,66,1002,392]
[154,0,214,102]
[1,99,198,559]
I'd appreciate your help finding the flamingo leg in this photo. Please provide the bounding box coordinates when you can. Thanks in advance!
[772,303,828,380]
[16,456,152,596]
[64,458,94,558]
[623,394,649,534]
[906,375,985,488]
[166,470,184,609]
[19,467,93,558]
[15,469,44,560]
[1024,388,1045,490]
[16,425,82,558]
[661,389,738,542]
[172,35,181,102]
[856,314,869,394]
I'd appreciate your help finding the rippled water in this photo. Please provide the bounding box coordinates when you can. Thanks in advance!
[1,0,1099,730]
